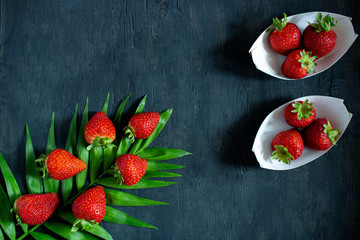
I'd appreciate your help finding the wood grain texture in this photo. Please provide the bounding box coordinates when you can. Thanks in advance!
[1,0,360,239]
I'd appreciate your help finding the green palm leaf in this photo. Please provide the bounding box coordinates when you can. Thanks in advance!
[25,125,43,194]
[43,222,99,240]
[137,147,191,161]
[89,146,104,182]
[76,98,89,192]
[96,177,177,189]
[0,184,16,240]
[101,92,111,115]
[103,206,157,229]
[62,104,78,202]
[57,211,113,240]
[30,232,58,240]
[0,153,22,205]
[104,188,168,206]
[134,95,147,114]
[0,153,28,234]
[143,171,182,179]
[147,161,185,171]
[114,93,132,139]
[43,112,59,193]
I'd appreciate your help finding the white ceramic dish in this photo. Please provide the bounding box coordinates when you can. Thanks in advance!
[252,95,352,170]
[249,12,358,80]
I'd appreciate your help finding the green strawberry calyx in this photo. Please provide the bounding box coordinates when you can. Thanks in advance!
[86,137,116,151]
[109,164,124,184]
[35,154,48,178]
[291,99,315,120]
[10,201,23,226]
[124,126,135,143]
[309,12,338,33]
[298,50,317,73]
[71,218,98,232]
[266,13,287,32]
[272,145,294,165]
[323,120,341,145]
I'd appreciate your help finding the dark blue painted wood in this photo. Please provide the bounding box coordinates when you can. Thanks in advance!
[1,0,359,239]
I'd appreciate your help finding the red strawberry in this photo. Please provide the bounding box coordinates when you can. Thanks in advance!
[303,13,337,59]
[84,111,116,150]
[12,193,59,225]
[124,112,160,142]
[113,154,148,186]
[268,13,301,56]
[271,129,304,164]
[36,149,87,180]
[71,186,106,232]
[303,118,340,150]
[284,99,316,128]
[281,49,317,79]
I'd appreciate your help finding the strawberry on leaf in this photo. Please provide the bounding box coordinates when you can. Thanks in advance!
[36,149,87,180]
[71,186,106,232]
[84,112,116,150]
[124,112,160,142]
[11,193,59,225]
[111,154,148,186]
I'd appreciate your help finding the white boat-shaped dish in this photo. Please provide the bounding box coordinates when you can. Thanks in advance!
[252,95,352,170]
[249,12,358,80]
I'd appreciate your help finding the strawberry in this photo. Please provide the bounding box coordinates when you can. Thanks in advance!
[112,154,148,186]
[12,193,59,225]
[284,99,316,128]
[303,118,340,150]
[84,111,116,150]
[271,129,304,164]
[303,13,337,59]
[267,13,301,56]
[124,112,160,142]
[281,49,317,79]
[71,186,106,232]
[36,149,87,180]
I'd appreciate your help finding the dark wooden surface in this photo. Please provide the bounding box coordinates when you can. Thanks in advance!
[1,0,360,239]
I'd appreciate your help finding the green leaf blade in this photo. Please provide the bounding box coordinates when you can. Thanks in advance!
[0,153,22,205]
[143,171,182,179]
[57,211,113,240]
[101,93,110,115]
[114,93,132,133]
[30,232,58,240]
[116,135,132,157]
[0,184,16,240]
[146,161,185,171]
[103,206,157,229]
[104,188,168,206]
[43,112,59,193]
[43,222,99,240]
[137,147,191,161]
[76,98,89,192]
[62,104,78,202]
[89,147,103,182]
[134,95,147,114]
[25,125,43,194]
[96,177,177,189]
